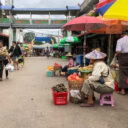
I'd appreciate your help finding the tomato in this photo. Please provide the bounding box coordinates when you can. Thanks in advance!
[73,73,78,76]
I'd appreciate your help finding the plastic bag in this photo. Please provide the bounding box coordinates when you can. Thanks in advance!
[70,90,81,99]
[110,56,119,68]
[5,63,14,72]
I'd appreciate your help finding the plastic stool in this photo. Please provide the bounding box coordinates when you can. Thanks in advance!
[100,93,114,107]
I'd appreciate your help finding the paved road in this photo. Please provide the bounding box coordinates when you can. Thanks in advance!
[0,57,128,128]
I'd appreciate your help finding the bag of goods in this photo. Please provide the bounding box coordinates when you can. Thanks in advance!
[47,65,54,71]
[52,83,68,105]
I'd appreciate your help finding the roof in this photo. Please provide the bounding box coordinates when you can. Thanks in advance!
[0,6,80,16]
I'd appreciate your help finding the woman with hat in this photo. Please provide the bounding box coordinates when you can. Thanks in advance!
[81,50,114,107]
[62,52,74,73]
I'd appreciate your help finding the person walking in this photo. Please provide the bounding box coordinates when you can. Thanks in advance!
[9,41,22,70]
[115,30,128,95]
[0,41,9,81]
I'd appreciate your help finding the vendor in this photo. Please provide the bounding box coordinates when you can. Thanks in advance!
[81,50,114,107]
[62,53,74,73]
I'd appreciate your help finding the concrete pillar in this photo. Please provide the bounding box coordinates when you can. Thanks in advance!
[9,27,13,48]
[30,12,32,25]
[13,29,16,42]
[49,12,51,24]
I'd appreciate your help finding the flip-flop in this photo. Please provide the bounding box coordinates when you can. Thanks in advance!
[80,103,94,107]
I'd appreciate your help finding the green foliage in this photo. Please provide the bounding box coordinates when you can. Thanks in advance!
[34,41,43,45]
[24,32,35,43]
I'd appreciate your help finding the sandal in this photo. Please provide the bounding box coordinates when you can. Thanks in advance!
[80,103,94,107]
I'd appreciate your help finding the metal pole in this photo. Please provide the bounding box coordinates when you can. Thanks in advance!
[107,34,112,64]
[30,12,32,24]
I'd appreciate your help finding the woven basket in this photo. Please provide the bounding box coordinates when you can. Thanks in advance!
[68,80,84,104]
[54,66,62,71]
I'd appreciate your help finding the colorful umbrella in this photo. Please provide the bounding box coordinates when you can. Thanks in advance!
[60,36,80,44]
[96,1,115,16]
[23,44,28,48]
[96,0,114,9]
[53,44,59,49]
[62,16,106,65]
[104,0,128,21]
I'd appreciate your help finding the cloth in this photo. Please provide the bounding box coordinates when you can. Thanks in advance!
[116,35,128,53]
[81,79,114,96]
[62,66,68,72]
[68,58,74,68]
[88,61,115,89]
[118,53,128,88]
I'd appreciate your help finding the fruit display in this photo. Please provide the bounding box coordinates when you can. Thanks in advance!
[68,67,77,70]
[68,73,83,82]
[52,83,67,92]
[47,65,54,71]
[79,65,93,72]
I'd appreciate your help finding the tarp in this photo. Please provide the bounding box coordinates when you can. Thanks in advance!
[35,37,51,42]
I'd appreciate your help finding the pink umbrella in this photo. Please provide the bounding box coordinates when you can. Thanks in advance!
[62,16,106,65]
[63,16,105,31]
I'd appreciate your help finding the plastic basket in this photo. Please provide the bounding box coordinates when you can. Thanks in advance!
[47,71,54,77]
[52,90,68,105]
[68,69,78,74]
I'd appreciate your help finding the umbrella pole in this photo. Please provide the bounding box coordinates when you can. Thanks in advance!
[83,31,86,66]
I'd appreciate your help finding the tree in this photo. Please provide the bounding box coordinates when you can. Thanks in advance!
[24,32,35,43]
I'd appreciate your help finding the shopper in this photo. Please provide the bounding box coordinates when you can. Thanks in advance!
[0,41,8,81]
[62,53,74,73]
[81,50,114,107]
[9,41,22,70]
[115,30,128,95]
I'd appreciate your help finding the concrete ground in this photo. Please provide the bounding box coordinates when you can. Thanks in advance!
[0,57,128,128]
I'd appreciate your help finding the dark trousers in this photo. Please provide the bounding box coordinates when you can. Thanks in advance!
[0,60,8,78]
[0,61,3,78]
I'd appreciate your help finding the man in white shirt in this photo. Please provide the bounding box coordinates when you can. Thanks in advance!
[116,30,128,95]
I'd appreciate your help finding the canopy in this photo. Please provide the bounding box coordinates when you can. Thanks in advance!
[88,16,124,34]
[104,0,128,21]
[60,36,80,44]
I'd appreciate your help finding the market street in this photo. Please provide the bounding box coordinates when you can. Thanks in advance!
[0,57,128,128]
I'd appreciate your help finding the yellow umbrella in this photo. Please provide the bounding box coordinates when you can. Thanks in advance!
[104,0,128,21]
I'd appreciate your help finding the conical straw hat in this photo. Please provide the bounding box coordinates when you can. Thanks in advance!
[66,52,73,57]
[85,50,107,59]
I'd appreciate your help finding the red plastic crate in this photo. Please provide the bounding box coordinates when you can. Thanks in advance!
[52,90,68,105]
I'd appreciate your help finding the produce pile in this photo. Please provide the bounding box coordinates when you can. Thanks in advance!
[79,65,93,72]
[52,83,67,92]
[68,67,78,70]
[47,65,54,71]
[68,73,83,82]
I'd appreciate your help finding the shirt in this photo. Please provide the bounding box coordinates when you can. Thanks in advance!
[116,35,128,53]
[89,61,114,89]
